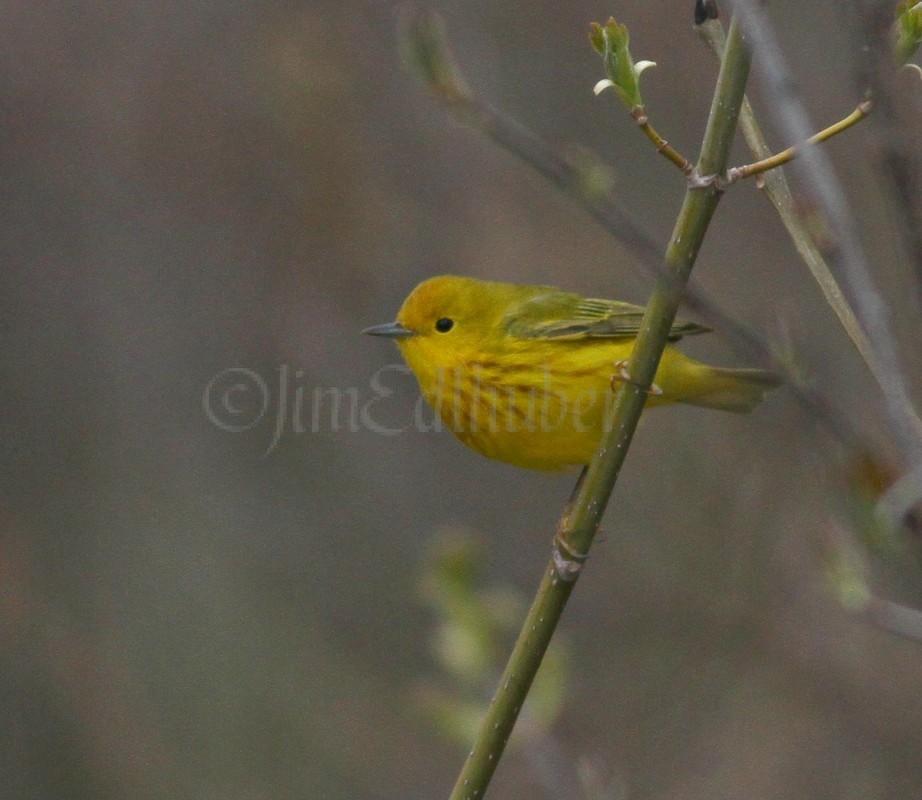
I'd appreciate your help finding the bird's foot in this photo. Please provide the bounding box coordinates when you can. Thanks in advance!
[610,359,664,395]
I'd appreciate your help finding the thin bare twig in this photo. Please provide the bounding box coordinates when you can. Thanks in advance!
[866,596,922,642]
[846,2,922,308]
[733,0,922,465]
[727,100,873,183]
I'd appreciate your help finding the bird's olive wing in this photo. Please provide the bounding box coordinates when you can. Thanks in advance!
[504,293,711,341]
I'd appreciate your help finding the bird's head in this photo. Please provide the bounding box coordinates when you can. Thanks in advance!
[363,276,506,370]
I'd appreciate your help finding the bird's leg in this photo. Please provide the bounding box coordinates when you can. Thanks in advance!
[561,465,588,523]
[610,359,664,396]
[553,466,590,582]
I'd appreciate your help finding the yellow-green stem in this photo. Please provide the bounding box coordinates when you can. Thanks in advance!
[728,100,873,182]
[631,106,693,174]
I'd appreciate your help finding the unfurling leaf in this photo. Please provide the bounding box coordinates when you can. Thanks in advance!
[589,17,648,108]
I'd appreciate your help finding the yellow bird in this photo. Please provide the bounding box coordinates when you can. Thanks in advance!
[364,276,779,470]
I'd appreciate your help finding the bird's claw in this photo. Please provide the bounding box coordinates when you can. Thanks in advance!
[610,359,664,396]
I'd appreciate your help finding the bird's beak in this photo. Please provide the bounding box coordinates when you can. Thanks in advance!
[362,321,415,339]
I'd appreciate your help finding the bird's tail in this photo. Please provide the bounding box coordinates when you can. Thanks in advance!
[679,365,781,413]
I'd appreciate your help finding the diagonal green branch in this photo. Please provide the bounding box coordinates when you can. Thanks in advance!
[562,11,752,556]
[445,14,753,800]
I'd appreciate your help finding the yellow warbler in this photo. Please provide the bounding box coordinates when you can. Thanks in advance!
[364,276,779,470]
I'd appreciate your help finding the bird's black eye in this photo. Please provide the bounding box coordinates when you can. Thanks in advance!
[435,317,454,333]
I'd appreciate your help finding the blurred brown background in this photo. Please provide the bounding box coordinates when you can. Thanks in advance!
[3,1,922,798]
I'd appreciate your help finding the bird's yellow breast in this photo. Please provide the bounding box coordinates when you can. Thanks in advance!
[403,335,648,470]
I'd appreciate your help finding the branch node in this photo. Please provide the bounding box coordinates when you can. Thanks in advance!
[687,168,723,190]
[630,105,649,125]
[552,535,589,582]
